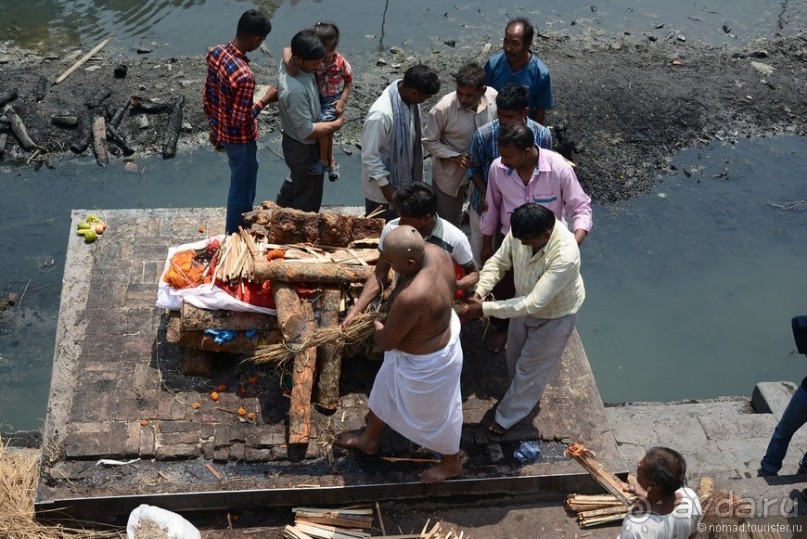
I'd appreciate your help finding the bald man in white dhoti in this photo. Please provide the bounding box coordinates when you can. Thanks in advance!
[335,225,464,483]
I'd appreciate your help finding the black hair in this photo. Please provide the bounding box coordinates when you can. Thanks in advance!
[402,65,441,96]
[455,62,485,89]
[498,122,535,151]
[643,447,686,496]
[313,21,340,48]
[394,183,438,217]
[495,83,529,112]
[291,29,326,60]
[506,16,534,47]
[510,203,555,240]
[236,10,272,39]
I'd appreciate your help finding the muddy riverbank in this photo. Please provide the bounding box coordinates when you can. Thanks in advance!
[1,29,806,203]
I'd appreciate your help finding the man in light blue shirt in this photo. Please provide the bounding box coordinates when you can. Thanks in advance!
[275,29,344,212]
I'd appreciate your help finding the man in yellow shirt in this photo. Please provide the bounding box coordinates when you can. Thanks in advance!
[462,203,584,434]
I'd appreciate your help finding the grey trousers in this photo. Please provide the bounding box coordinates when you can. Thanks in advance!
[276,133,323,212]
[495,313,578,430]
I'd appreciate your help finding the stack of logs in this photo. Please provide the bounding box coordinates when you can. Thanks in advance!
[165,203,385,446]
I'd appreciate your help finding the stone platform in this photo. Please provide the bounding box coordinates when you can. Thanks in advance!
[35,208,625,520]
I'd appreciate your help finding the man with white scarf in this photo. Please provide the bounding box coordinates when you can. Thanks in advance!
[361,65,441,221]
[335,225,464,484]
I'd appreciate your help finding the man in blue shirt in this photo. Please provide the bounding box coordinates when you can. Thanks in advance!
[463,84,552,265]
[484,17,553,125]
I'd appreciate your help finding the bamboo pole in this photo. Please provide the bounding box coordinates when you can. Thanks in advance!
[54,37,111,85]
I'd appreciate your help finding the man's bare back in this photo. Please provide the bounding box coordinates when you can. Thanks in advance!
[387,244,456,355]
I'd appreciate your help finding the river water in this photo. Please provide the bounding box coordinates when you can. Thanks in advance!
[1,0,805,431]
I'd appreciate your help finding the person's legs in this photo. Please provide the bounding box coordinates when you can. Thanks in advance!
[433,181,464,228]
[760,383,807,475]
[419,452,463,484]
[494,314,578,431]
[468,208,483,266]
[310,96,337,175]
[222,140,258,234]
[280,133,324,212]
[486,269,515,352]
[334,410,386,455]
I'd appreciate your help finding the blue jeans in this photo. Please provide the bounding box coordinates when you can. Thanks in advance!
[760,379,807,475]
[222,140,258,234]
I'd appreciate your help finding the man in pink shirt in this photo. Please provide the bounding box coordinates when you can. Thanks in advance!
[479,122,591,352]
[481,122,591,257]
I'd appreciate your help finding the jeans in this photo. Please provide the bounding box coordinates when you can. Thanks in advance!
[760,379,807,475]
[222,141,258,234]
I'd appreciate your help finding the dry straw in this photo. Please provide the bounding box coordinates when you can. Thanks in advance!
[0,436,121,538]
[246,311,386,365]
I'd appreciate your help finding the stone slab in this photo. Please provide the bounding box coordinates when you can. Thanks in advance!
[35,208,625,519]
[753,381,798,418]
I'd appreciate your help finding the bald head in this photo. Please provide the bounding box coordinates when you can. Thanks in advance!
[384,225,425,272]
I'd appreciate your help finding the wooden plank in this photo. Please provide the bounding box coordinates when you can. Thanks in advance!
[316,287,343,411]
[180,303,277,332]
[564,442,633,505]
[254,260,374,284]
[273,283,308,343]
[180,349,214,378]
[176,329,282,354]
[289,300,317,445]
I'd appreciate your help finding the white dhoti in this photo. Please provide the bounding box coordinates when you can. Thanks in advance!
[368,312,463,455]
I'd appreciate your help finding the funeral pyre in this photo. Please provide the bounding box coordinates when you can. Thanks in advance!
[159,202,386,445]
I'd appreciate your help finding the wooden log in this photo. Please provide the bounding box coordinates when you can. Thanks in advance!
[349,215,385,243]
[176,329,282,353]
[273,283,308,343]
[316,287,343,410]
[254,260,374,284]
[0,89,19,109]
[51,115,79,129]
[289,300,317,444]
[91,115,108,166]
[3,105,41,151]
[565,442,634,505]
[106,123,134,155]
[165,310,182,343]
[318,212,353,247]
[69,115,92,154]
[85,87,112,109]
[267,206,321,245]
[54,37,111,85]
[181,348,215,378]
[161,95,184,159]
[129,95,172,113]
[109,102,130,128]
[34,76,48,102]
[180,303,277,332]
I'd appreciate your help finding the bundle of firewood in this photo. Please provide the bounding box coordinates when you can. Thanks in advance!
[213,228,259,283]
[283,508,463,539]
[284,507,374,539]
[566,493,629,527]
[564,442,635,505]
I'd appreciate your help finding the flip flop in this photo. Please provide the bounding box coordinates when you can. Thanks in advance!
[488,421,507,436]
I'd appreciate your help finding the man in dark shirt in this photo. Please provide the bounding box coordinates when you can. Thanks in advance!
[204,9,277,233]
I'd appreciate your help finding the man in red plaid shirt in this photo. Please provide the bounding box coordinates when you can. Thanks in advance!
[204,10,277,233]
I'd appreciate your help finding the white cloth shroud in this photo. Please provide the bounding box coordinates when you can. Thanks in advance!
[155,236,277,315]
[368,311,463,455]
